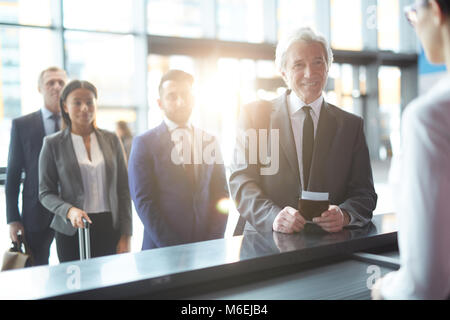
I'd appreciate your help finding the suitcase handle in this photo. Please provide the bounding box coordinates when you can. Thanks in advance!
[78,218,91,260]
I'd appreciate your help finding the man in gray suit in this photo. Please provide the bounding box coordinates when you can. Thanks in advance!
[229,27,377,235]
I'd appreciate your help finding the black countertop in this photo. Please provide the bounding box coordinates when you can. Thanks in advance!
[0,213,397,299]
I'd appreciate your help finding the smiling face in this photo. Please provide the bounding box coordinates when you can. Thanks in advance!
[281,41,329,104]
[63,88,97,131]
[158,80,194,126]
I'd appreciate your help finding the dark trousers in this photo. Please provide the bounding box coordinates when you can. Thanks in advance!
[55,212,120,263]
[24,227,55,266]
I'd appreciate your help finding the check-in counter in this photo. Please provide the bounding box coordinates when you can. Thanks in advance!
[0,213,398,300]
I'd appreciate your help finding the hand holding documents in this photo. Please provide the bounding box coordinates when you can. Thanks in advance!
[298,191,330,221]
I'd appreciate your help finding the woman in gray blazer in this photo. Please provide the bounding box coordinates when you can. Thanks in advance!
[39,80,132,262]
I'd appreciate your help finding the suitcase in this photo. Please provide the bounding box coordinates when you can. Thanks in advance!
[78,218,91,260]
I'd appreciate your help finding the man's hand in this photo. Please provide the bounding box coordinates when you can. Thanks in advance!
[371,277,384,300]
[67,207,92,228]
[9,221,25,243]
[312,205,349,233]
[116,235,131,254]
[273,206,306,234]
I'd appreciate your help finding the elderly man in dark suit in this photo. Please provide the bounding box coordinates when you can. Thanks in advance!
[128,70,229,250]
[5,66,67,265]
[230,27,377,235]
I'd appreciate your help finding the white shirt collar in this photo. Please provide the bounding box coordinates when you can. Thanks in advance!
[163,115,192,132]
[288,92,323,118]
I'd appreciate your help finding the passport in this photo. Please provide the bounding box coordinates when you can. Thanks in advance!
[298,191,330,221]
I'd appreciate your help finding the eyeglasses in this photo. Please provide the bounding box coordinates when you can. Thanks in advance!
[404,0,429,26]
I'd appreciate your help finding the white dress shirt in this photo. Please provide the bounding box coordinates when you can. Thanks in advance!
[287,92,323,189]
[380,74,450,299]
[71,132,110,214]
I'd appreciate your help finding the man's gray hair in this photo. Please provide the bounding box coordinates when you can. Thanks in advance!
[275,27,334,73]
[38,66,66,88]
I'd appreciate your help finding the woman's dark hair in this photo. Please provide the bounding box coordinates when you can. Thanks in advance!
[436,0,450,15]
[59,80,98,129]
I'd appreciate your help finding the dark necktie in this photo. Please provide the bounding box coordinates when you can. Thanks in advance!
[302,106,314,190]
[51,113,60,133]
[179,126,195,186]
[185,153,195,187]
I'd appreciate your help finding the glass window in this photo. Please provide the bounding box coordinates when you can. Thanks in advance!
[377,0,400,52]
[0,27,59,166]
[96,107,137,134]
[64,31,137,109]
[0,0,52,26]
[63,0,134,33]
[147,0,204,38]
[331,0,363,50]
[325,63,355,113]
[214,58,258,164]
[277,0,316,39]
[256,60,277,79]
[378,66,401,160]
[217,0,264,43]
[255,60,282,101]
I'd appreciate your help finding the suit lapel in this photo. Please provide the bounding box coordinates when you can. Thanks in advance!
[95,129,113,190]
[308,101,337,191]
[157,122,178,164]
[272,92,301,186]
[61,128,84,194]
[33,110,46,145]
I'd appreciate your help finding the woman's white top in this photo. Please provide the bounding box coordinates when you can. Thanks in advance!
[71,132,111,214]
[380,74,450,299]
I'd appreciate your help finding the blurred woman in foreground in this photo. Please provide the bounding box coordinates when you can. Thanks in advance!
[372,0,450,299]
